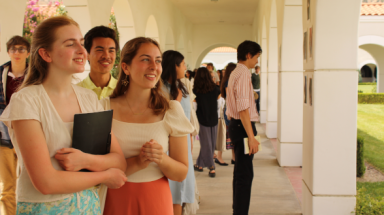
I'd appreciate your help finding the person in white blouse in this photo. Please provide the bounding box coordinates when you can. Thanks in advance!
[99,37,194,215]
[0,16,127,214]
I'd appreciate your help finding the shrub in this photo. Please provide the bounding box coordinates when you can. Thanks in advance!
[108,10,120,79]
[372,85,377,93]
[358,90,363,93]
[357,136,365,177]
[354,187,384,214]
[359,82,377,85]
[358,93,384,104]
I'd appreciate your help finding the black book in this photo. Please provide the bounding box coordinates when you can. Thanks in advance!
[72,110,113,172]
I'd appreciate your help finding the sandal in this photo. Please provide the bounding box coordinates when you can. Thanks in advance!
[208,166,216,178]
[194,164,203,172]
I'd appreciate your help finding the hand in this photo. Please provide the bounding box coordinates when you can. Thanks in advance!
[142,139,164,165]
[54,148,88,171]
[248,137,260,155]
[103,168,127,189]
[137,151,151,170]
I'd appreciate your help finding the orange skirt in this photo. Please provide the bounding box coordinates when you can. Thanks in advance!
[103,177,173,215]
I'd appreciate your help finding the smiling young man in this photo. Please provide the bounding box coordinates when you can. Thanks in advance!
[77,26,119,99]
[0,35,30,215]
[226,40,262,215]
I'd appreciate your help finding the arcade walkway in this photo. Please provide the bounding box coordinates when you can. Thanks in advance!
[193,123,302,215]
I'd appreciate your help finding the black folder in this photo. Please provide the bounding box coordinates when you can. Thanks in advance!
[72,110,113,172]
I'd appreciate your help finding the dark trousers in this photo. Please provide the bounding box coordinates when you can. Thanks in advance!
[228,119,257,215]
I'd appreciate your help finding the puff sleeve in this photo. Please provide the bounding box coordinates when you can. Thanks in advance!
[99,97,111,110]
[164,100,194,137]
[0,90,40,128]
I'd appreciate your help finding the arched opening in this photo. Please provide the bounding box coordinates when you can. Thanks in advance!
[360,64,377,82]
[201,46,237,70]
[164,28,175,51]
[359,35,384,92]
[194,43,237,69]
[361,65,373,77]
[145,15,159,43]
[112,0,136,49]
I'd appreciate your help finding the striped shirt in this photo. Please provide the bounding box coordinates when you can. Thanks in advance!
[226,63,259,122]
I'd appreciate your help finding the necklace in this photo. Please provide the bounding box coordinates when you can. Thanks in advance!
[125,97,148,115]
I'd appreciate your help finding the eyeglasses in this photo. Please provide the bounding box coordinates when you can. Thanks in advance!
[9,47,27,54]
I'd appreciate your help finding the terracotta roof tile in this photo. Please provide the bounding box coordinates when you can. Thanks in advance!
[361,3,384,16]
[209,47,237,53]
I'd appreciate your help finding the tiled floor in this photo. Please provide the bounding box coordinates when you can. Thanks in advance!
[263,125,303,204]
[284,167,303,204]
[193,123,302,214]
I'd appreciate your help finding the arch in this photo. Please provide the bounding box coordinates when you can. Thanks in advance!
[164,28,175,51]
[358,35,384,47]
[359,36,384,92]
[112,0,136,49]
[194,43,237,69]
[358,60,376,70]
[361,65,373,77]
[145,15,159,43]
[177,34,185,55]
[186,40,193,69]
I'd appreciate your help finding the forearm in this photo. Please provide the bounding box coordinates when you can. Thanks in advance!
[37,169,107,195]
[125,156,145,176]
[158,153,188,182]
[239,109,254,138]
[84,152,126,172]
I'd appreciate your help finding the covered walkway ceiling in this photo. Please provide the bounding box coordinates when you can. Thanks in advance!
[169,0,259,24]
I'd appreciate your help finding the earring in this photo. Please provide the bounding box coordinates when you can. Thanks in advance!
[122,75,129,86]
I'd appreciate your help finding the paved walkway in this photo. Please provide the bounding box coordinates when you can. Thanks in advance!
[193,123,302,215]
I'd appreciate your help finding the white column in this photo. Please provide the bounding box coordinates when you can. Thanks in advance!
[265,0,278,138]
[301,0,359,214]
[0,0,25,63]
[260,38,268,123]
[266,39,278,135]
[277,3,303,167]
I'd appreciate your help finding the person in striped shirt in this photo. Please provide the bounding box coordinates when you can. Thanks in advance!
[226,40,262,215]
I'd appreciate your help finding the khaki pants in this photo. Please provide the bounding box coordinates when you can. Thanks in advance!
[0,146,17,215]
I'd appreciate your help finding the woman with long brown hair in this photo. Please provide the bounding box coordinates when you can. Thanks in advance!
[0,16,127,214]
[221,63,237,164]
[100,37,194,215]
[193,67,221,177]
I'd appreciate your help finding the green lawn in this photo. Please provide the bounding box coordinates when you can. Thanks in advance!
[358,85,376,93]
[357,182,384,199]
[357,104,384,173]
[357,104,384,204]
